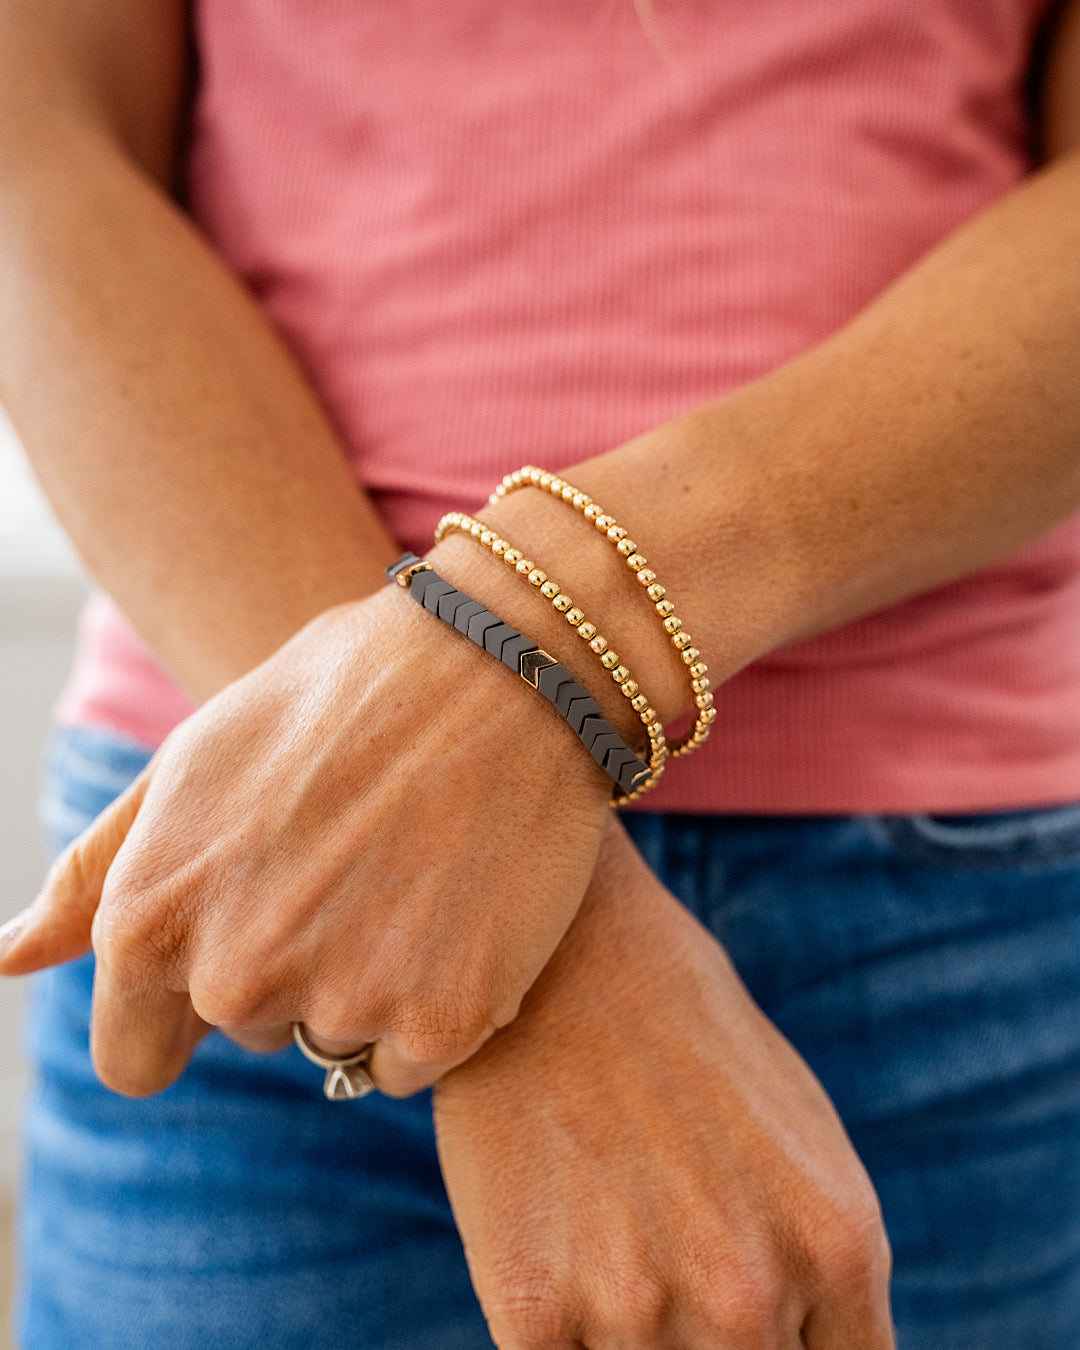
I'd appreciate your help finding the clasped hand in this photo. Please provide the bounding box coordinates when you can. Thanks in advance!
[1,585,610,1096]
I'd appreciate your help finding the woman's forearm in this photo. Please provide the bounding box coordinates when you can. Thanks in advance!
[430,146,1080,730]
[0,113,396,703]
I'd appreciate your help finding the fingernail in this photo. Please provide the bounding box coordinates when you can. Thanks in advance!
[0,909,31,957]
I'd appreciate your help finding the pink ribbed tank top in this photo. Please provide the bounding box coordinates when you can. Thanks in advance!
[57,0,1080,813]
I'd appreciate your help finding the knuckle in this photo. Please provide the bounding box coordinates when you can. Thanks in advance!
[812,1193,892,1296]
[95,867,184,971]
[698,1261,783,1348]
[594,1273,668,1340]
[486,1280,579,1347]
[91,895,162,973]
[395,990,494,1068]
[188,967,274,1029]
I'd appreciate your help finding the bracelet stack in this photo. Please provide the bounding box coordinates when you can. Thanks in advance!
[387,463,713,806]
[434,511,667,794]
[490,466,715,757]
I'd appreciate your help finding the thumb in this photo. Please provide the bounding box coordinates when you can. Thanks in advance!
[0,766,154,976]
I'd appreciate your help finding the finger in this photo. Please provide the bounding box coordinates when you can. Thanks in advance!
[221,1022,294,1055]
[0,765,154,977]
[802,1282,895,1350]
[367,1022,499,1098]
[489,1334,582,1350]
[90,955,202,1097]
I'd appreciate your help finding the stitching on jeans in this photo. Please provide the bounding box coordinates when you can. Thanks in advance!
[870,808,1080,870]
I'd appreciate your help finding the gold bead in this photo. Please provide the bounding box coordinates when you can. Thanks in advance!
[600,650,619,669]
[492,538,509,555]
[469,520,483,538]
[539,472,554,489]
[572,492,591,510]
[528,466,543,484]
[511,469,524,484]
[681,646,700,664]
[692,677,710,694]
[636,568,657,586]
[640,707,657,724]
[673,632,692,650]
[607,525,627,542]
[565,608,585,626]
[549,478,565,495]
[516,558,534,575]
[656,600,675,618]
[477,529,493,546]
[577,621,597,641]
[540,580,560,599]
[695,692,714,709]
[701,706,717,724]
[552,594,572,612]
[626,553,646,571]
[590,635,608,654]
[504,548,522,566]
[584,503,602,521]
[647,582,665,602]
[616,538,637,557]
[561,484,576,502]
[631,693,649,712]
[595,514,615,532]
[611,664,629,683]
[620,679,638,698]
[690,661,708,678]
[528,569,547,587]
[663,616,682,635]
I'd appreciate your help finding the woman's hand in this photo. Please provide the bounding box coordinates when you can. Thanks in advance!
[0,583,612,1096]
[435,818,895,1350]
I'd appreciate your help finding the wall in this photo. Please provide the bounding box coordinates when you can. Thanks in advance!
[0,416,86,1347]
[0,586,84,1171]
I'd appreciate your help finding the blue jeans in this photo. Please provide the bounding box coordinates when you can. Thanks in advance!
[18,723,1080,1348]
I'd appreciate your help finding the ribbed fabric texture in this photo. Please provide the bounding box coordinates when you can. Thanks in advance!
[57,0,1080,813]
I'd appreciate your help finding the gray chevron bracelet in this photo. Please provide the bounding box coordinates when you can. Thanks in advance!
[386,552,653,800]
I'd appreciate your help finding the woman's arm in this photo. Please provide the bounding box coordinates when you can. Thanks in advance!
[431,10,1080,727]
[0,0,397,702]
[436,819,894,1350]
[1044,0,1080,160]
[0,0,619,1101]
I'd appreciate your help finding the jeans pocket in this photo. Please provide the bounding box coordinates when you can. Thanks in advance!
[873,802,1080,871]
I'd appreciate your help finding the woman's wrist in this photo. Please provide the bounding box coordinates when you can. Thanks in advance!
[425,523,677,751]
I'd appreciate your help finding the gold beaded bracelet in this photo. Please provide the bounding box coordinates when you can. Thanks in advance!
[490,466,715,757]
[435,510,667,800]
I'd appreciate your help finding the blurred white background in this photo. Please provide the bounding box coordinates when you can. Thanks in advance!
[0,406,86,1345]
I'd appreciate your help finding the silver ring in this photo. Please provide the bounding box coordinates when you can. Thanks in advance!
[292,1022,375,1101]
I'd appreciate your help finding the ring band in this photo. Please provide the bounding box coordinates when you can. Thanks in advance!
[292,1022,375,1101]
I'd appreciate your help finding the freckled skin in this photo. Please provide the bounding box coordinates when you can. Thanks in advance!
[1,0,1080,1343]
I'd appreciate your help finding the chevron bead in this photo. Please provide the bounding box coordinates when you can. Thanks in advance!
[467,611,504,645]
[451,599,486,634]
[421,579,454,612]
[499,632,539,671]
[483,622,517,658]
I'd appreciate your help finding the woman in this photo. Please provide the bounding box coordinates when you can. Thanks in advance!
[2,0,1080,1345]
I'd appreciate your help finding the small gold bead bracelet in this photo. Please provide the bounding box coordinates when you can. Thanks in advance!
[490,466,716,758]
[434,510,667,800]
